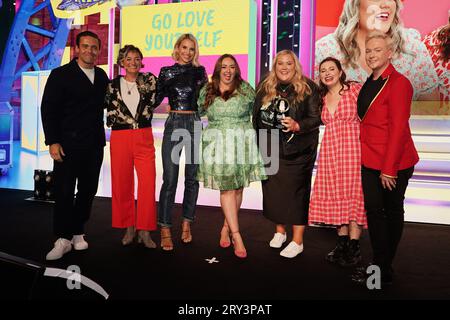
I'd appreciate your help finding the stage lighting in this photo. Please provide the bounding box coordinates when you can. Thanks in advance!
[33,170,55,201]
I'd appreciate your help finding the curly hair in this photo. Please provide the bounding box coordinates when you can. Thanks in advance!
[334,0,408,68]
[203,54,243,109]
[117,44,145,68]
[172,33,201,67]
[257,50,311,105]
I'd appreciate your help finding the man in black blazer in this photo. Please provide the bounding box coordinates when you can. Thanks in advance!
[41,31,109,260]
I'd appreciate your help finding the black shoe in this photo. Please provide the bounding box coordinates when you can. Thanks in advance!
[325,235,349,263]
[381,275,393,286]
[381,267,394,286]
[351,264,394,288]
[350,265,368,285]
[338,239,362,267]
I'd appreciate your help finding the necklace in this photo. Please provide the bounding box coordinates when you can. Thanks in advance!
[124,78,136,95]
[278,83,291,98]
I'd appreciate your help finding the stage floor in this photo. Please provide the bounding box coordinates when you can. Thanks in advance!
[1,188,449,300]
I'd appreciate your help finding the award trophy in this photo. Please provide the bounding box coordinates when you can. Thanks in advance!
[274,97,289,129]
[274,97,295,142]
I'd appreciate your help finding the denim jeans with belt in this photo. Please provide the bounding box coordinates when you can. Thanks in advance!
[158,112,202,227]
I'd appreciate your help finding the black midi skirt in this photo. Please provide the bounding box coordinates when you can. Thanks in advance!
[261,145,317,225]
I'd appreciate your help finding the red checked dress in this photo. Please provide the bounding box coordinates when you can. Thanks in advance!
[308,82,367,227]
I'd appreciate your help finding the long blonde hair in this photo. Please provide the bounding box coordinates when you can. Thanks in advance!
[172,33,201,67]
[258,50,311,105]
[335,0,407,68]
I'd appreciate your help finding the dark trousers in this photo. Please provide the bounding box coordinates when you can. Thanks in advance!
[53,147,104,239]
[158,113,201,227]
[361,165,414,276]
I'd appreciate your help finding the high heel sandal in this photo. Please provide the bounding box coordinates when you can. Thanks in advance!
[219,225,231,248]
[231,231,247,259]
[137,230,156,249]
[181,220,192,244]
[160,227,174,251]
[122,226,136,246]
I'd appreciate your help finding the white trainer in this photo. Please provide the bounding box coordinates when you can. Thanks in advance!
[72,234,89,251]
[269,232,287,248]
[280,241,304,258]
[46,238,72,260]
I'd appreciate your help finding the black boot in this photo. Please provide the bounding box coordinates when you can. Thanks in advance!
[325,235,349,263]
[339,239,362,267]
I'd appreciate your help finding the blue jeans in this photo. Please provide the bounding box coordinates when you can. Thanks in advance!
[158,112,201,227]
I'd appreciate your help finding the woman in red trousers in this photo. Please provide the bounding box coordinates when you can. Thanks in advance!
[105,45,158,248]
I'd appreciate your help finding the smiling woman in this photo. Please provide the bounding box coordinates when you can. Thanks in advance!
[309,56,366,267]
[196,54,267,259]
[104,44,159,249]
[253,50,321,259]
[155,33,208,251]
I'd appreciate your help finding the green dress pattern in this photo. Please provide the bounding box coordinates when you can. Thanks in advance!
[197,81,267,190]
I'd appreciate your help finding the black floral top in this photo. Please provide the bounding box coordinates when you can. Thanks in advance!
[105,72,158,130]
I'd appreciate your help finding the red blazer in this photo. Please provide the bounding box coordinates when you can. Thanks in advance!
[359,64,419,177]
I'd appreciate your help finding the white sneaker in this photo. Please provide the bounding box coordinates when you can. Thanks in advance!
[46,238,72,260]
[269,232,287,248]
[280,241,304,258]
[72,234,89,251]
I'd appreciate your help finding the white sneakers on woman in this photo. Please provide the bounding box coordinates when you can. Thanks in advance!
[280,241,304,258]
[269,233,304,258]
[269,232,287,248]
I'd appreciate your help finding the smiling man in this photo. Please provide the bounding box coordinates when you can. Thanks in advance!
[41,31,110,260]
[353,31,419,286]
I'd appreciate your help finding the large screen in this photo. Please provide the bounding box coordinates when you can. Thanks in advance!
[314,0,449,116]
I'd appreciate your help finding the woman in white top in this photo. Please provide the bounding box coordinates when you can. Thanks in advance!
[105,45,159,248]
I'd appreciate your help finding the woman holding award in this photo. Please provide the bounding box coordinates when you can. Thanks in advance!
[253,50,321,258]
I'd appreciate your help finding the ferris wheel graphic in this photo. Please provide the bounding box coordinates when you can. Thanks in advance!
[0,0,71,103]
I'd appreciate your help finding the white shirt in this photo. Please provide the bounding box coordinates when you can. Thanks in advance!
[78,65,95,84]
[120,77,140,117]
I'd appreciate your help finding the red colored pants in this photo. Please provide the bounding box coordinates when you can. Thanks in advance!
[110,127,156,231]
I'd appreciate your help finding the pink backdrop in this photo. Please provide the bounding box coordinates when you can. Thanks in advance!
[315,0,449,40]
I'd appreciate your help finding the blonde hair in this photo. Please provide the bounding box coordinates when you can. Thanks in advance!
[258,50,311,105]
[335,0,406,68]
[172,33,200,67]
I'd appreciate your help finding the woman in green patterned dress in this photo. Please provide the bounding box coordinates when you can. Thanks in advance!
[197,54,267,259]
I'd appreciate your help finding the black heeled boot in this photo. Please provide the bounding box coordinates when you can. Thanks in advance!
[325,235,349,263]
[339,239,362,267]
